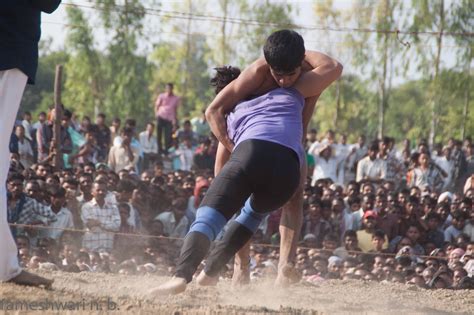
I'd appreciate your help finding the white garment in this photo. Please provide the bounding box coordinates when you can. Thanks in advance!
[41,207,75,240]
[17,138,33,168]
[21,120,33,141]
[0,69,28,281]
[139,131,158,154]
[174,145,194,171]
[356,156,386,182]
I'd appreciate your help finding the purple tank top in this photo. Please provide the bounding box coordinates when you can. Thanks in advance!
[227,87,304,164]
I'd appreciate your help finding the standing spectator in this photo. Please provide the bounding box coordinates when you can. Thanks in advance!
[379,137,404,188]
[81,181,121,252]
[21,111,33,142]
[109,118,121,144]
[15,125,34,169]
[407,152,444,193]
[155,83,180,155]
[139,122,158,171]
[356,141,386,184]
[108,127,139,173]
[68,131,98,166]
[309,144,342,186]
[93,113,111,162]
[191,110,210,141]
[32,112,47,135]
[433,146,455,191]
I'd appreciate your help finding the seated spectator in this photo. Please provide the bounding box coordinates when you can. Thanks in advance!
[445,210,467,243]
[81,181,121,252]
[41,186,74,240]
[154,197,189,238]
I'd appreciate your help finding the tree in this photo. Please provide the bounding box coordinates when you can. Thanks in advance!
[239,1,294,65]
[150,0,213,119]
[344,0,403,138]
[63,6,104,117]
[408,0,448,145]
[96,0,152,125]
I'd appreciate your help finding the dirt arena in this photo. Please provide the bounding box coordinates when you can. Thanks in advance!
[0,270,473,314]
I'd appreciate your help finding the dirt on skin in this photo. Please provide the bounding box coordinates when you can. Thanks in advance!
[0,270,473,314]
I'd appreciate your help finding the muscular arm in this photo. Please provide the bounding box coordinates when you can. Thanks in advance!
[205,58,270,152]
[294,51,343,98]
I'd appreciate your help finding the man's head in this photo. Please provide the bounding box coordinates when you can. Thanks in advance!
[146,122,155,134]
[96,113,106,126]
[7,173,24,198]
[264,30,305,88]
[165,83,174,94]
[38,112,47,123]
[92,181,108,203]
[121,127,134,145]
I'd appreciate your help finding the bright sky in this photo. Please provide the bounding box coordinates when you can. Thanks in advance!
[41,0,460,86]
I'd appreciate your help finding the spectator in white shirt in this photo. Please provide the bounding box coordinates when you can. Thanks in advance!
[21,111,33,141]
[356,141,386,183]
[15,125,34,168]
[81,181,121,252]
[172,137,194,171]
[108,127,139,173]
[42,187,74,240]
[139,122,159,171]
[309,144,343,186]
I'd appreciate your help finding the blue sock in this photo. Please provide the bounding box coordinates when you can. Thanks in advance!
[235,198,267,233]
[188,206,227,241]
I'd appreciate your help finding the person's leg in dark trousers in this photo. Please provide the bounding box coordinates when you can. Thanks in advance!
[200,141,301,280]
[163,119,173,155]
[156,117,163,155]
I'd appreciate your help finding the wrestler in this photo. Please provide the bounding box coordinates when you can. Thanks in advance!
[149,30,342,295]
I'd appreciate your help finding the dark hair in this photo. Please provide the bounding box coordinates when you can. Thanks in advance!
[47,186,66,198]
[343,229,357,239]
[122,126,134,136]
[210,66,241,95]
[263,29,305,73]
[7,172,24,183]
[373,230,386,239]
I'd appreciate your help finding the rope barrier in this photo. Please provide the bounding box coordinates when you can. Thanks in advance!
[9,223,449,261]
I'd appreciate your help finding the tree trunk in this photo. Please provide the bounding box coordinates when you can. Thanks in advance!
[461,62,471,139]
[221,0,228,65]
[429,0,444,147]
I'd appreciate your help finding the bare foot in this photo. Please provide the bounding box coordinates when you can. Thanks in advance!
[275,263,301,287]
[196,270,219,286]
[232,260,250,286]
[147,277,187,296]
[8,270,53,289]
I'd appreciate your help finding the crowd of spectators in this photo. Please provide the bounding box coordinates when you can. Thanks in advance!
[6,107,474,290]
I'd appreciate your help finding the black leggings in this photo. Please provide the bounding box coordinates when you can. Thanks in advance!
[175,139,300,282]
[200,139,300,218]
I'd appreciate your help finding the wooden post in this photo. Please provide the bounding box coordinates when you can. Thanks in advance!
[53,65,63,168]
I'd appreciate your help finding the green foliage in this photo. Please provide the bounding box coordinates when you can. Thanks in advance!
[23,2,470,143]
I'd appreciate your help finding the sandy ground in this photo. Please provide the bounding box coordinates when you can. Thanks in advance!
[0,270,473,314]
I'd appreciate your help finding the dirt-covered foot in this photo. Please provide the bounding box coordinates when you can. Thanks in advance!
[147,277,187,296]
[8,270,54,289]
[196,270,219,286]
[232,260,250,286]
[275,263,301,287]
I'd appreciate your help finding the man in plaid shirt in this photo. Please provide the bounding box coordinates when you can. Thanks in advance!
[81,181,121,252]
[7,173,56,238]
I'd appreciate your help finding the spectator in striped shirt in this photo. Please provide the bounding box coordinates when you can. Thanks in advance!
[81,181,120,252]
